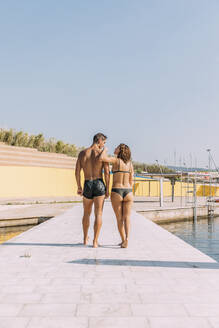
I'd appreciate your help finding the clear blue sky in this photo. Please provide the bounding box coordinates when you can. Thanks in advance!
[1,1,219,167]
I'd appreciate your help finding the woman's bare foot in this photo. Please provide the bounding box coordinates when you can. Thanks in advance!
[118,240,125,246]
[93,240,99,248]
[84,236,89,245]
[121,239,128,248]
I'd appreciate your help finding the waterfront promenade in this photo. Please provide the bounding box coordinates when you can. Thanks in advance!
[1,204,219,328]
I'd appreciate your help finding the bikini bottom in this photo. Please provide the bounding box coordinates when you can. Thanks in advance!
[111,188,132,199]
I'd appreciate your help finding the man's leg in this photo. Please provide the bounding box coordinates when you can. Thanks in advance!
[82,197,93,245]
[93,195,105,248]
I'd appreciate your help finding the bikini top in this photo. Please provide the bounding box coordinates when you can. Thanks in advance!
[112,159,131,174]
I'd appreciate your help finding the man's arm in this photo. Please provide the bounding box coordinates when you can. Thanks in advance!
[75,153,83,195]
[103,162,110,198]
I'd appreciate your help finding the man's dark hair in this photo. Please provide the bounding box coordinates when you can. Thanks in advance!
[93,133,107,144]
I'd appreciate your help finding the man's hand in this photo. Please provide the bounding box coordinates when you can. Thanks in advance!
[105,190,109,199]
[77,187,83,196]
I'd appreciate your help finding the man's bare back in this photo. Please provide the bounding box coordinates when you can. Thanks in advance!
[79,146,104,180]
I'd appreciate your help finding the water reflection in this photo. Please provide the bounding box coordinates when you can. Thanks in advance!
[0,225,34,244]
[160,216,219,262]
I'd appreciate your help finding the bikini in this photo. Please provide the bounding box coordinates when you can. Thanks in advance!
[111,160,132,199]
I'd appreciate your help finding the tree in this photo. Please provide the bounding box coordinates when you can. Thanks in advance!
[0,129,6,142]
[33,134,44,149]
[13,131,24,146]
[55,140,65,153]
[3,129,14,145]
[27,135,35,148]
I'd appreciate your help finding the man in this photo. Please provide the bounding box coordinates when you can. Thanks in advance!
[75,133,110,248]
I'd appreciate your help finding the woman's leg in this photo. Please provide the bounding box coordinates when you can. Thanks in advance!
[111,192,126,243]
[121,193,133,247]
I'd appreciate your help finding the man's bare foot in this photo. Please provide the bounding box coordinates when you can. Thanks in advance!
[121,240,128,248]
[118,241,125,246]
[84,236,89,245]
[93,240,99,248]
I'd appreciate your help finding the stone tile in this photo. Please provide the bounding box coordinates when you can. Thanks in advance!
[51,278,93,286]
[27,317,88,328]
[89,317,148,328]
[95,265,131,272]
[81,284,126,293]
[45,271,84,278]
[127,284,171,293]
[139,292,185,304]
[149,317,211,328]
[92,278,133,286]
[19,304,77,316]
[0,317,30,328]
[41,292,90,304]
[91,291,141,304]
[184,303,219,316]
[1,285,35,294]
[77,303,132,317]
[131,303,188,316]
[1,293,42,304]
[35,285,81,293]
[0,304,23,316]
[209,317,219,328]
[17,278,52,286]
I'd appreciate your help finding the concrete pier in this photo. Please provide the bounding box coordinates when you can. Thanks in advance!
[1,203,219,327]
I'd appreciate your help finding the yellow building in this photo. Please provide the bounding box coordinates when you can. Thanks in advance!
[0,143,77,200]
[0,143,218,201]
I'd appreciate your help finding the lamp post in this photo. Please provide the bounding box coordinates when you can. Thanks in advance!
[206,149,211,199]
[156,160,163,207]
[206,149,212,216]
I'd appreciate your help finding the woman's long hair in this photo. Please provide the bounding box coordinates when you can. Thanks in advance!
[117,144,131,164]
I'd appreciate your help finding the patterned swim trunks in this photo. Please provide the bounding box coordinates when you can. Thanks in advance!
[83,179,106,199]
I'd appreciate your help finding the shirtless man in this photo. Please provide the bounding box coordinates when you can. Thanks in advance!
[75,133,110,248]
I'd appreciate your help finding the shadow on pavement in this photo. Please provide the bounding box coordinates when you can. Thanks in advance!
[67,258,219,269]
[1,242,86,247]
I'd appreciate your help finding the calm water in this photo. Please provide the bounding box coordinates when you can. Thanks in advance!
[0,225,35,244]
[0,217,51,244]
[160,216,219,262]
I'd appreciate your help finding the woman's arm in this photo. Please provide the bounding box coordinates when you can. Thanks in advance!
[129,162,134,187]
[99,147,117,164]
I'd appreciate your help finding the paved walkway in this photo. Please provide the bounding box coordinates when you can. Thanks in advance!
[1,203,219,328]
[0,203,74,221]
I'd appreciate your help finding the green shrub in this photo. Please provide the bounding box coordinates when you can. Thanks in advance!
[0,128,82,157]
[133,161,176,174]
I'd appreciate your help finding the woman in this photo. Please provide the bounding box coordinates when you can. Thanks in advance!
[100,144,133,248]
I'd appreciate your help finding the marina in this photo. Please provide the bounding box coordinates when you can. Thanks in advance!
[160,216,219,262]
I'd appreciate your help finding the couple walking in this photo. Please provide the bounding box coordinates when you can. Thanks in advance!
[75,133,133,248]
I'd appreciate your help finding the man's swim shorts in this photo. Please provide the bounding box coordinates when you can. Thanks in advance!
[83,178,106,199]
